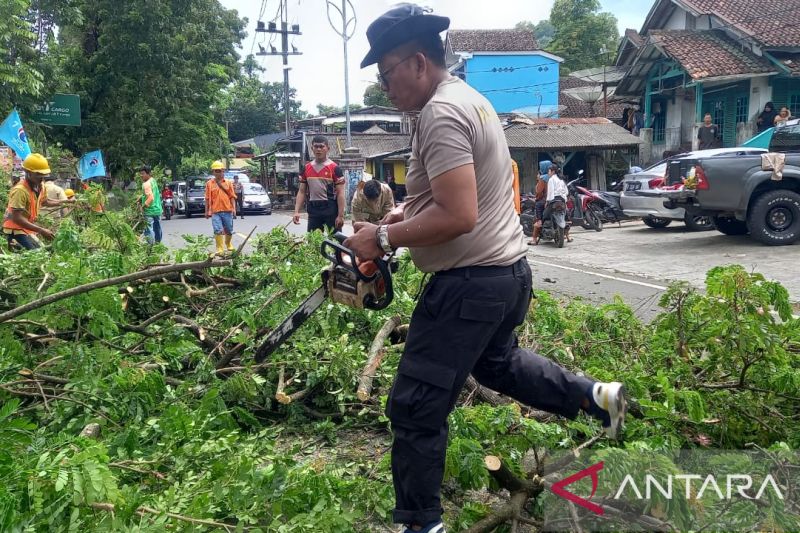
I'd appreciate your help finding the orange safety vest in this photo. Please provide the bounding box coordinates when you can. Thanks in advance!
[3,179,46,234]
[511,159,521,215]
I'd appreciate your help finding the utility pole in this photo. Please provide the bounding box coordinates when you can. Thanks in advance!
[326,0,356,147]
[255,0,302,136]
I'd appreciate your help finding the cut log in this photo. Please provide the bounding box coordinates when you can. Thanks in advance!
[357,315,402,401]
[80,423,101,439]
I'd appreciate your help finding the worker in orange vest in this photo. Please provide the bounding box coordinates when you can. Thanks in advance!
[2,153,60,250]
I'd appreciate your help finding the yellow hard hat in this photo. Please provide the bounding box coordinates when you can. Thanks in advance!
[65,188,75,198]
[210,160,225,170]
[22,153,51,175]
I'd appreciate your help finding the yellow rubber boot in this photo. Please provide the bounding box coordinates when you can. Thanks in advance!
[214,235,224,255]
[224,234,234,252]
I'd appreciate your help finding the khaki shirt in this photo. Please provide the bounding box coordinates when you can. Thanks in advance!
[403,76,527,272]
[351,182,394,223]
[43,181,68,218]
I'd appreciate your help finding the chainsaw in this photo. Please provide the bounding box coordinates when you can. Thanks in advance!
[253,232,394,363]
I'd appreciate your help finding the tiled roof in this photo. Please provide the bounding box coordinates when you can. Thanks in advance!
[681,0,800,49]
[309,133,411,160]
[558,77,628,121]
[624,29,644,47]
[504,120,642,150]
[768,51,800,75]
[447,29,539,53]
[649,30,776,80]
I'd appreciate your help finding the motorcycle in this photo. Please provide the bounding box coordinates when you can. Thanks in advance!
[519,193,537,237]
[163,197,174,220]
[538,198,568,248]
[567,172,604,232]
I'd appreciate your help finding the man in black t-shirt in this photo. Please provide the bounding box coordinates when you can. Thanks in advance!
[698,113,719,150]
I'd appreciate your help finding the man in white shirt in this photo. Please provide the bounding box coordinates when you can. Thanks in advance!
[537,163,572,242]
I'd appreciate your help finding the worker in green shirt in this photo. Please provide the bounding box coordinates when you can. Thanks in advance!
[138,165,163,244]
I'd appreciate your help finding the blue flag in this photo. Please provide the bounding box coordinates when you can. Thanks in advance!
[0,109,32,159]
[79,150,106,180]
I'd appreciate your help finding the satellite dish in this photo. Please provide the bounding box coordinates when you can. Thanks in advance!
[511,104,567,119]
[569,66,627,85]
[564,86,617,104]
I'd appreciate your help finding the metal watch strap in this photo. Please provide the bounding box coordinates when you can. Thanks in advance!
[377,225,393,253]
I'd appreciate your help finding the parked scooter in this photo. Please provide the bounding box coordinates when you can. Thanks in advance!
[567,172,603,231]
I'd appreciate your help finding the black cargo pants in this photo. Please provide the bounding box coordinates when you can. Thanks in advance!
[387,258,593,526]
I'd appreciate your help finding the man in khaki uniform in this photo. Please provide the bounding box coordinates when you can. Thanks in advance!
[344,5,627,533]
[42,176,70,219]
[351,178,395,224]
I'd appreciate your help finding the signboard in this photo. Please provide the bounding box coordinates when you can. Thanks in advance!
[275,153,300,173]
[31,94,81,126]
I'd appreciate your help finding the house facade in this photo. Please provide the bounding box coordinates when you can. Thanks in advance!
[615,0,800,163]
[446,29,563,116]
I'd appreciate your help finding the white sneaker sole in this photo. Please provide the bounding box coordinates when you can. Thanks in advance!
[599,382,627,439]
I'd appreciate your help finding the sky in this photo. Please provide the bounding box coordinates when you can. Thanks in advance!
[218,0,652,116]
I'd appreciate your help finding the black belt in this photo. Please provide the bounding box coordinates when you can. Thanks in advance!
[435,257,526,279]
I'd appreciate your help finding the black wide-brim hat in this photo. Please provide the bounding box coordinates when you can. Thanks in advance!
[360,3,450,68]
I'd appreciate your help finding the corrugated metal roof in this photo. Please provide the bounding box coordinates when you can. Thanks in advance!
[309,133,411,159]
[504,121,642,150]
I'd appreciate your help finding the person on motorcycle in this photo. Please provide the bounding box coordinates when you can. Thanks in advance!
[529,160,551,245]
[536,164,572,245]
[161,185,174,220]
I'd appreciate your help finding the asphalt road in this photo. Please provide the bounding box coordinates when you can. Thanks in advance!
[159,211,307,249]
[161,214,798,322]
[160,212,670,321]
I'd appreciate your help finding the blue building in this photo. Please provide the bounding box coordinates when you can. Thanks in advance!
[445,29,564,116]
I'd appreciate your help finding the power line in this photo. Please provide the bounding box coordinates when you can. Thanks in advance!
[479,80,561,94]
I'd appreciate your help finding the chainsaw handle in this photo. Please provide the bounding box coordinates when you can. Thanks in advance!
[363,257,394,310]
[321,237,378,283]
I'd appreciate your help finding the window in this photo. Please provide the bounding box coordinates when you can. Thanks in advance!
[653,112,666,143]
[735,96,749,124]
[790,94,800,117]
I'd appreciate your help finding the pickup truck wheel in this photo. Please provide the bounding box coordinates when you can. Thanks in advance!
[684,213,715,232]
[642,216,671,229]
[748,190,800,245]
[713,216,748,235]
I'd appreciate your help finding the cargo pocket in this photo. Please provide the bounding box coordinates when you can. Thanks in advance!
[387,357,457,432]
[459,298,505,323]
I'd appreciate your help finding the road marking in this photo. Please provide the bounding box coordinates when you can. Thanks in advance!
[528,259,669,291]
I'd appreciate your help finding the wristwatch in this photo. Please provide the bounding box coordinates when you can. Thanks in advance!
[376,224,394,253]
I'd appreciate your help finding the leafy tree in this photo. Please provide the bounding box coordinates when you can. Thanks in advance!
[515,19,555,49]
[363,82,393,107]
[224,54,306,142]
[50,0,246,174]
[0,0,44,113]
[316,103,363,116]
[548,0,619,72]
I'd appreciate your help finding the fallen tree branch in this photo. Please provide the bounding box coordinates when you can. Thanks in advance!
[0,259,232,324]
[90,503,238,531]
[357,315,402,401]
[462,456,544,533]
[236,226,257,255]
[463,376,555,422]
[186,283,235,298]
[214,289,287,368]
[173,314,218,351]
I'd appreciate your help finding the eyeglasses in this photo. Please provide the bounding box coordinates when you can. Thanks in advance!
[378,54,417,89]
